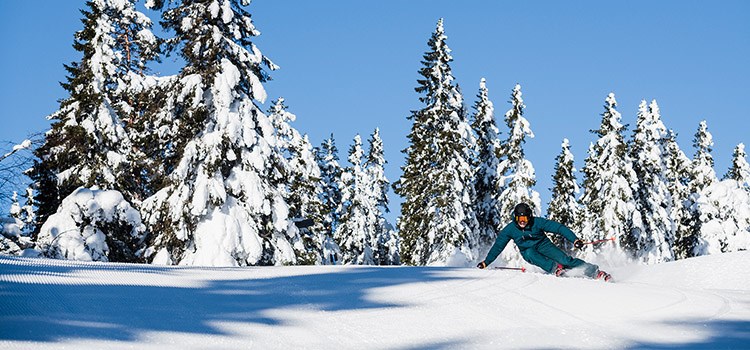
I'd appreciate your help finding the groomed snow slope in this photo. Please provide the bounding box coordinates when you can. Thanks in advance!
[1,252,749,349]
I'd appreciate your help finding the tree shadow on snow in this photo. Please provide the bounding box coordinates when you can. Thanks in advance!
[0,256,467,343]
[627,319,750,349]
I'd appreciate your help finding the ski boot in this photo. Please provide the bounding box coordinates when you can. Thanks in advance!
[554,263,567,277]
[595,270,612,282]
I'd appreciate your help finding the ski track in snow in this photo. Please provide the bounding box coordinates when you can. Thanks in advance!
[1,253,749,349]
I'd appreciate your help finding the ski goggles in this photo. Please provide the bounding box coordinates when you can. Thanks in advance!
[515,215,529,225]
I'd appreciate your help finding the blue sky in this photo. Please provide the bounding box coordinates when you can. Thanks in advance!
[1,1,748,223]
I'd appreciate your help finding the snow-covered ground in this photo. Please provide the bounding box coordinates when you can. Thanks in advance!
[1,252,749,349]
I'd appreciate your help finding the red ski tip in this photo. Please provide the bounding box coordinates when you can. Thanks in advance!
[521,267,526,272]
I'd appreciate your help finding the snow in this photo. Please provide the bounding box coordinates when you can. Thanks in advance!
[1,251,749,349]
[11,140,31,152]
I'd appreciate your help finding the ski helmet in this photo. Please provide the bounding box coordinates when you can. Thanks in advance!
[512,203,534,228]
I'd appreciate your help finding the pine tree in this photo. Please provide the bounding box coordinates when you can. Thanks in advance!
[664,129,693,260]
[494,84,541,265]
[724,143,750,188]
[680,121,718,257]
[335,135,374,264]
[140,0,297,266]
[393,19,478,265]
[547,138,580,252]
[471,78,503,248]
[314,134,343,263]
[579,93,637,260]
[364,128,397,265]
[29,0,158,248]
[629,100,674,263]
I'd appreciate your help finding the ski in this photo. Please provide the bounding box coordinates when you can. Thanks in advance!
[493,266,526,272]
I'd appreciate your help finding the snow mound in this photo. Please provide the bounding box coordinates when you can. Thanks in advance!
[36,187,145,262]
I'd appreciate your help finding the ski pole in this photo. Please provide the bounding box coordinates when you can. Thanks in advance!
[582,237,616,245]
[493,266,526,272]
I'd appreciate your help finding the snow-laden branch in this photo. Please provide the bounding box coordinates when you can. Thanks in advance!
[0,140,32,163]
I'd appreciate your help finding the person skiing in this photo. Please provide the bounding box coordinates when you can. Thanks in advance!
[476,202,611,281]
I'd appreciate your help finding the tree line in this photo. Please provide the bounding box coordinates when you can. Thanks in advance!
[1,3,748,266]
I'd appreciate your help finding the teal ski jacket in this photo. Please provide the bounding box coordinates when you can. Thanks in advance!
[483,217,579,265]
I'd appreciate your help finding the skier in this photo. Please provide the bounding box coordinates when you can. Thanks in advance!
[477,203,611,281]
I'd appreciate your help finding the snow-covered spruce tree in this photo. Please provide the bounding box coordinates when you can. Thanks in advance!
[314,134,343,263]
[393,19,479,266]
[578,93,637,260]
[288,134,327,264]
[364,128,398,265]
[267,98,327,264]
[690,121,718,191]
[547,138,580,252]
[36,187,146,262]
[494,83,541,265]
[664,129,694,260]
[141,0,300,266]
[677,121,719,258]
[335,135,375,264]
[628,100,674,264]
[688,123,749,255]
[724,143,750,188]
[693,179,750,255]
[471,78,503,248]
[29,0,158,260]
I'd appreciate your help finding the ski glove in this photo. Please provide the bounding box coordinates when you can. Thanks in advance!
[574,239,584,249]
[477,261,487,269]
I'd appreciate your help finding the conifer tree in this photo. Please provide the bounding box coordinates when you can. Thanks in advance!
[10,189,36,236]
[364,128,397,265]
[629,100,674,263]
[547,138,579,251]
[287,133,326,264]
[141,0,297,266]
[471,78,503,247]
[664,129,693,260]
[690,121,717,192]
[394,19,478,265]
[335,135,374,264]
[315,134,343,262]
[693,179,750,255]
[266,98,327,264]
[579,93,637,259]
[29,0,158,250]
[680,121,719,257]
[267,98,327,264]
[496,84,540,221]
[1,189,36,255]
[691,141,750,256]
[494,84,540,265]
[724,143,750,188]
